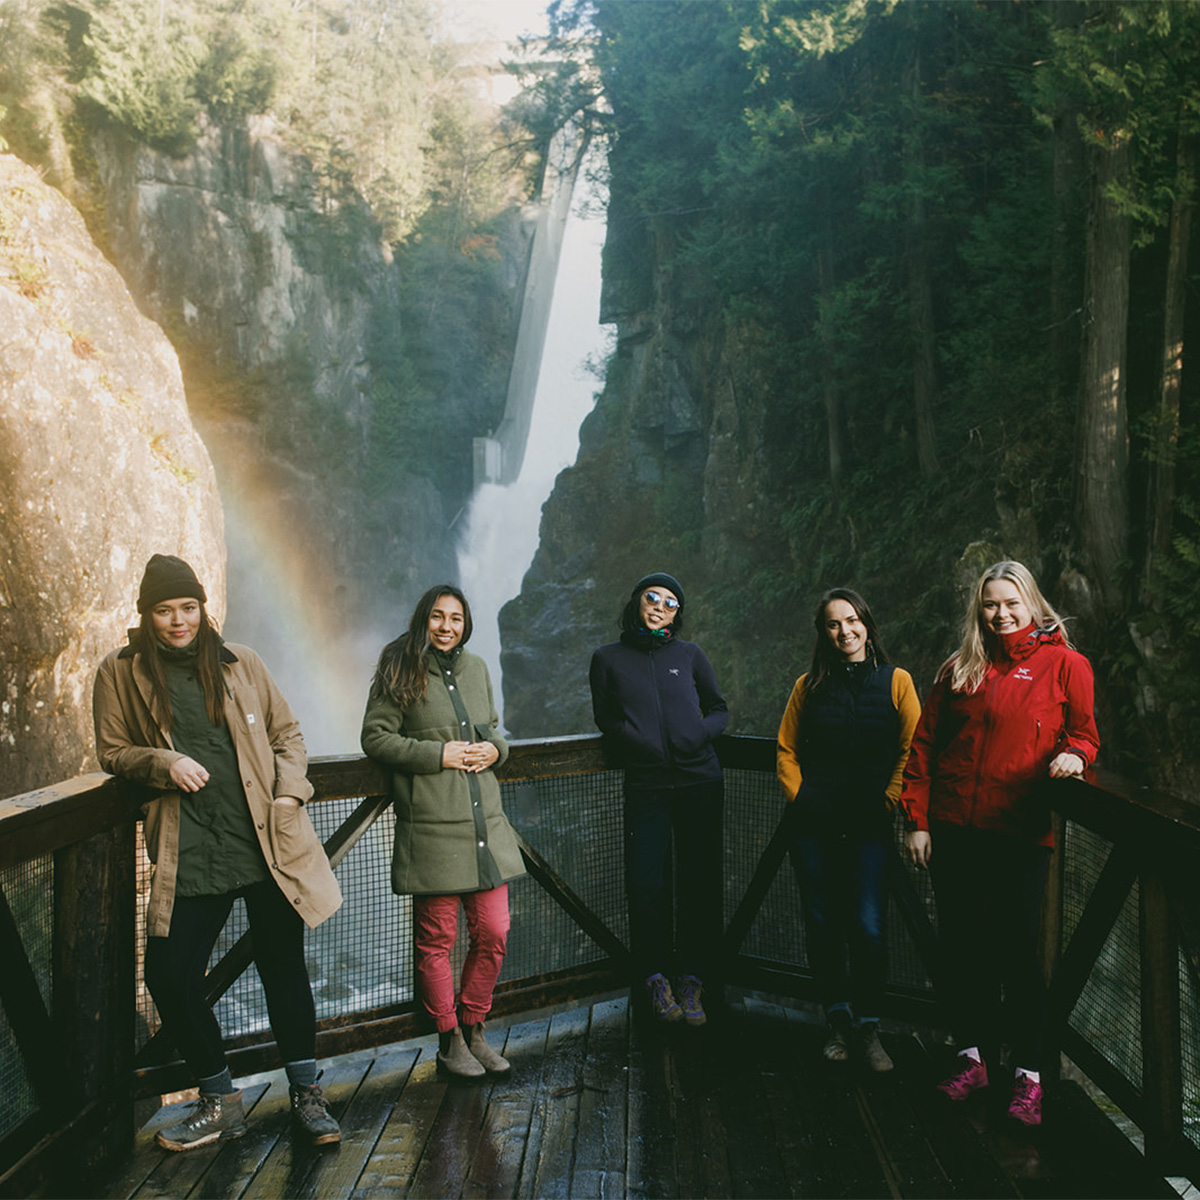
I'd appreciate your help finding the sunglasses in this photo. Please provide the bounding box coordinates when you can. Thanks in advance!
[643,590,680,611]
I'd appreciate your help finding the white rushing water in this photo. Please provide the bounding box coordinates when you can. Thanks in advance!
[457,145,611,732]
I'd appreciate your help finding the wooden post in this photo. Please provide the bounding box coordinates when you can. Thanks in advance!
[52,821,136,1180]
[1139,857,1183,1169]
[1039,810,1067,1081]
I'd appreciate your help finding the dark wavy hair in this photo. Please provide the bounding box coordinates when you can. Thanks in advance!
[135,602,225,727]
[806,587,889,693]
[373,584,473,709]
[619,587,685,636]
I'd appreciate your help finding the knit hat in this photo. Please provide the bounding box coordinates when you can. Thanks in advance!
[137,554,207,613]
[631,572,685,608]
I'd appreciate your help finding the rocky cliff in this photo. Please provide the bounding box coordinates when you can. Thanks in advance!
[87,117,529,749]
[0,153,224,792]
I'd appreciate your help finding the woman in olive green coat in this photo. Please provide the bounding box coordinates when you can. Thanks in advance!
[361,584,524,1079]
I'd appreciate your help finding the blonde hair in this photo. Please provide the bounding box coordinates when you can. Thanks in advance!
[944,561,1071,693]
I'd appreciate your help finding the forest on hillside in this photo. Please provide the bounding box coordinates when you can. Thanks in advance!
[499,0,1200,788]
[0,0,547,590]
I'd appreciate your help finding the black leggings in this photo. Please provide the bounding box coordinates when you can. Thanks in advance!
[144,881,316,1080]
[624,779,724,982]
[929,823,1050,1069]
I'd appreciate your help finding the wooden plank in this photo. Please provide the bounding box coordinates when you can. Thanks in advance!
[850,1033,955,1199]
[666,1019,732,1199]
[463,1018,550,1198]
[293,1048,419,1200]
[406,1060,496,1198]
[236,1055,371,1200]
[779,1008,892,1199]
[624,1011,677,1199]
[0,774,135,870]
[519,1006,590,1198]
[351,1044,446,1197]
[570,996,628,1199]
[717,999,792,1198]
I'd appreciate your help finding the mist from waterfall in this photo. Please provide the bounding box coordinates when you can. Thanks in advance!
[457,152,611,732]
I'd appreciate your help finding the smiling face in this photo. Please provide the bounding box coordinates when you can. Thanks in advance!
[639,586,679,631]
[823,598,868,662]
[428,593,465,651]
[151,598,202,649]
[980,578,1032,636]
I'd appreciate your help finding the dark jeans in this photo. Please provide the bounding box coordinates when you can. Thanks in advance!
[929,823,1051,1069]
[790,834,888,1021]
[144,880,316,1080]
[624,778,724,983]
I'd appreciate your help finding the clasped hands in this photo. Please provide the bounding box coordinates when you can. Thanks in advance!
[442,740,499,773]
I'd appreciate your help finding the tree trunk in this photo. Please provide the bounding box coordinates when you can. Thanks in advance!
[817,190,844,510]
[905,47,941,477]
[1077,129,1131,610]
[1147,124,1195,575]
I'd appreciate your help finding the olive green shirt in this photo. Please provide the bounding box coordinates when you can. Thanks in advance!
[160,646,270,895]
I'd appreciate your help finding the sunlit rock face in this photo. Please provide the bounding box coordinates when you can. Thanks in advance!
[0,154,224,793]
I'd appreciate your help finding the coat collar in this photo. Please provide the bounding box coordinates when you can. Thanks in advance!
[118,631,238,663]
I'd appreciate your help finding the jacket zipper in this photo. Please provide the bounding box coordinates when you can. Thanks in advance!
[647,649,674,767]
[969,670,998,827]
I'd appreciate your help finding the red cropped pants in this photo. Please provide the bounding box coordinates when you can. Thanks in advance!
[413,885,510,1032]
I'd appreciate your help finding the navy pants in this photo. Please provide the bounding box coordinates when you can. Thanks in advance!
[790,834,888,1020]
[145,880,317,1080]
[929,823,1050,1069]
[624,779,724,982]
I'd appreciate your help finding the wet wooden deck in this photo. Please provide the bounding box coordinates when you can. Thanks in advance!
[100,992,1178,1200]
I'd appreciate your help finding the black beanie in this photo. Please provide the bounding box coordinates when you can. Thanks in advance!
[632,572,685,608]
[137,555,207,613]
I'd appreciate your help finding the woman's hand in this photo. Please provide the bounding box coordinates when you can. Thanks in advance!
[273,796,301,807]
[467,741,500,773]
[442,741,499,772]
[905,830,932,870]
[169,755,210,792]
[1049,751,1085,778]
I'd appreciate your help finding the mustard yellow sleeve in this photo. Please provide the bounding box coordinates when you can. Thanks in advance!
[886,668,921,809]
[776,675,809,802]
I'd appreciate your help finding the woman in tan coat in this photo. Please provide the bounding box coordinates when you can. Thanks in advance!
[93,555,342,1152]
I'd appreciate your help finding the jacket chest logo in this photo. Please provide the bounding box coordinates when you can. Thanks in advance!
[1012,667,1034,681]
[668,668,680,676]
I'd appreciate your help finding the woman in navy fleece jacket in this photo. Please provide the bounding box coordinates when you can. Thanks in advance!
[589,572,728,1026]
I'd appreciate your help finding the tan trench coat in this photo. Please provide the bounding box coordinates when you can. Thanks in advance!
[93,638,342,937]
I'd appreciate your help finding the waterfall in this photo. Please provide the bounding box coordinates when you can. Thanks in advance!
[456,141,610,731]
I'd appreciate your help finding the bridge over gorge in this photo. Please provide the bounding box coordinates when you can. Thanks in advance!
[1,736,1198,1198]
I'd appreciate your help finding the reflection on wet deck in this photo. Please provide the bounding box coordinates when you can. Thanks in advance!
[100,991,1176,1200]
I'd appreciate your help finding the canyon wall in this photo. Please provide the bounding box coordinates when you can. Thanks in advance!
[0,153,224,792]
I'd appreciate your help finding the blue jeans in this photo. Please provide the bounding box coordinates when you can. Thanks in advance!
[790,835,888,1021]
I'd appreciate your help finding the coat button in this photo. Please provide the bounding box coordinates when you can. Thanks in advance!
[293,898,301,905]
[272,862,279,870]
[257,822,264,830]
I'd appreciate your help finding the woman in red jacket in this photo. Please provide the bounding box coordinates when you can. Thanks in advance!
[901,561,1099,1128]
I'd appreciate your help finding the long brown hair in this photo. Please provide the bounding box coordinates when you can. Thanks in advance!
[806,587,890,694]
[372,584,473,710]
[136,604,226,728]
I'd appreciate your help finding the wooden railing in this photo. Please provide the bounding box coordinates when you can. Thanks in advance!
[1,735,1199,1195]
